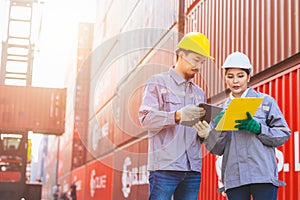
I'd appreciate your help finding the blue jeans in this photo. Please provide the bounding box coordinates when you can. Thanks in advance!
[226,183,278,200]
[148,170,201,200]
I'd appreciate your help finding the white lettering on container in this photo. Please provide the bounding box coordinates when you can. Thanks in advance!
[122,156,149,198]
[90,169,107,197]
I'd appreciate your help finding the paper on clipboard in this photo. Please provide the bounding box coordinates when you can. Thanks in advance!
[215,98,263,131]
[181,103,223,127]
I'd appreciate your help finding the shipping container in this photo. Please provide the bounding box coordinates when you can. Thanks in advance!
[57,172,71,197]
[71,23,94,171]
[71,165,86,200]
[41,22,94,199]
[42,136,59,200]
[252,64,300,200]
[112,62,170,146]
[121,0,178,32]
[0,85,66,135]
[72,125,87,169]
[88,26,179,151]
[53,106,75,179]
[93,0,178,46]
[57,138,73,178]
[86,103,115,161]
[41,0,300,200]
[89,28,178,118]
[85,156,113,200]
[112,138,148,200]
[184,1,300,199]
[185,0,300,98]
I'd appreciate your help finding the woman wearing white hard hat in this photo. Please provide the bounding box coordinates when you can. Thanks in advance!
[193,51,291,200]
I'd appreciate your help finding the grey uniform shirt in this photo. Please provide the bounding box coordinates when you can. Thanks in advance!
[205,87,291,190]
[139,68,206,172]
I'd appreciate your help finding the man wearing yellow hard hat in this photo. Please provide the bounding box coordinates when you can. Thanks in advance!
[139,32,214,200]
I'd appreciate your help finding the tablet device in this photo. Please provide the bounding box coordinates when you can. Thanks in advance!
[181,103,223,127]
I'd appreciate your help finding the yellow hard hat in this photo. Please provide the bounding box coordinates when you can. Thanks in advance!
[177,32,214,60]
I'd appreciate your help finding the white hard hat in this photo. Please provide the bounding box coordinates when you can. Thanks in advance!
[221,51,253,74]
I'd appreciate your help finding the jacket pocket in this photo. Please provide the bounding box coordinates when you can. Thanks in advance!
[162,93,181,112]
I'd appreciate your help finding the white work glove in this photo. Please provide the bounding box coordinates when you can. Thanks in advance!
[193,120,211,139]
[178,104,205,121]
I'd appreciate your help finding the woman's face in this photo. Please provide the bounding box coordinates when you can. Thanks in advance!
[225,68,250,97]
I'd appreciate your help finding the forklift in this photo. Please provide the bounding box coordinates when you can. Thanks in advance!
[0,131,41,200]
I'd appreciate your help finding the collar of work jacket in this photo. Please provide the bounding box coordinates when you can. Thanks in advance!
[169,67,195,86]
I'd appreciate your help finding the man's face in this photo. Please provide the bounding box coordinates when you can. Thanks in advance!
[178,51,206,80]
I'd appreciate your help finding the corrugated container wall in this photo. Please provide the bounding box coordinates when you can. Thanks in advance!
[0,85,66,134]
[42,34,80,199]
[252,64,300,200]
[72,23,93,169]
[41,0,300,199]
[184,1,300,200]
[84,0,181,199]
[41,22,94,199]
[42,136,59,199]
[185,0,300,99]
[89,0,180,161]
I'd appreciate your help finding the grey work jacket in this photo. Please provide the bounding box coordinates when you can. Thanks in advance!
[205,87,291,190]
[139,68,206,172]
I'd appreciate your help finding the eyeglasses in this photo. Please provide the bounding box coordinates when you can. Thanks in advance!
[181,55,206,68]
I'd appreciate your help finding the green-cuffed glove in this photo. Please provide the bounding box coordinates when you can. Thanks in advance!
[235,112,261,135]
[214,110,225,125]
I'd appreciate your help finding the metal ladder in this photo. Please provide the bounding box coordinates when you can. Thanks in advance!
[0,0,37,86]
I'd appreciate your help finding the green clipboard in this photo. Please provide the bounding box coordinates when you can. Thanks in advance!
[215,97,263,131]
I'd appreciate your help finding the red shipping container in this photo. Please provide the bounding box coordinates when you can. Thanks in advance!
[185,0,300,98]
[0,85,66,135]
[112,138,149,200]
[253,64,300,200]
[85,156,113,200]
[112,62,169,146]
[57,173,71,196]
[92,63,118,115]
[71,165,86,200]
[87,103,115,160]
